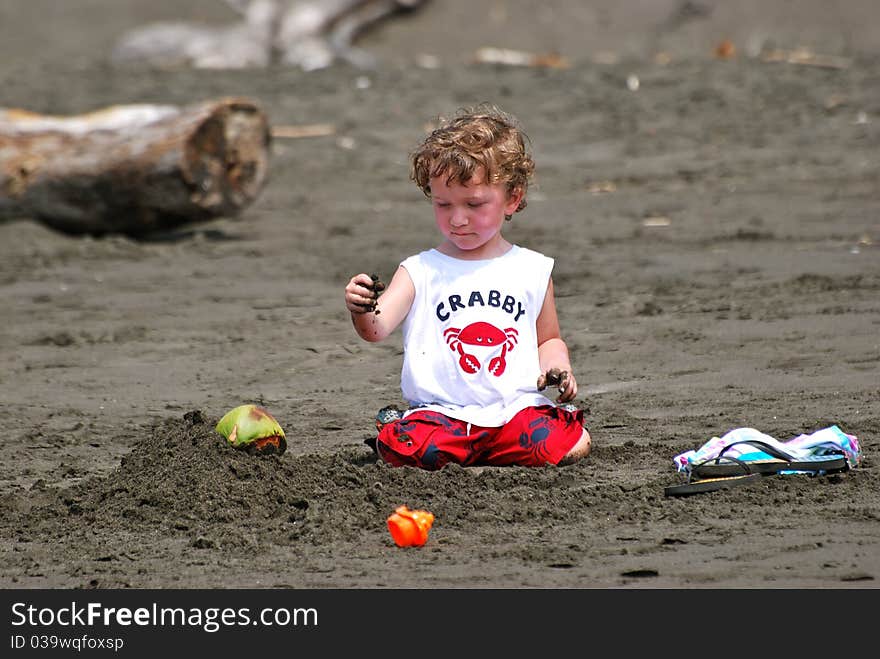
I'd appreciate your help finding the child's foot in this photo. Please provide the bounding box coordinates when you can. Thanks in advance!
[375,405,403,430]
[365,406,403,455]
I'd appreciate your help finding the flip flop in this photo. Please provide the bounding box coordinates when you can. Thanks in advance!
[690,439,848,479]
[664,473,762,497]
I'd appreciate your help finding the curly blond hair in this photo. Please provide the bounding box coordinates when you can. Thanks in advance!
[410,104,535,215]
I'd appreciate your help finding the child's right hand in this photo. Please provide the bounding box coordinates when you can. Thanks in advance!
[345,273,384,314]
[345,265,413,343]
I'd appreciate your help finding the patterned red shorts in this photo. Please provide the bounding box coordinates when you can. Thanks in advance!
[376,405,585,470]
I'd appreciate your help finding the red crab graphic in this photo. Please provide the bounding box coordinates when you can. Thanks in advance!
[443,322,518,376]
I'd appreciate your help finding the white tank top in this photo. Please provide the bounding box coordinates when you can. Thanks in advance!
[399,245,557,427]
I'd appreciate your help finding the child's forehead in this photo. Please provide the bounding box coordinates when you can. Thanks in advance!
[430,164,489,186]
[429,171,494,193]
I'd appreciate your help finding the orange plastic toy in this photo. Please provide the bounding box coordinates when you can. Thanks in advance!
[387,505,435,547]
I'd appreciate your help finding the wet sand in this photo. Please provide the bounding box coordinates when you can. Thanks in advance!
[0,0,878,589]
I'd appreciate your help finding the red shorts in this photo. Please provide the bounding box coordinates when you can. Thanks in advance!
[376,405,585,470]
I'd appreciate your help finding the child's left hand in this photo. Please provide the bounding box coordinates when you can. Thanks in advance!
[537,368,577,402]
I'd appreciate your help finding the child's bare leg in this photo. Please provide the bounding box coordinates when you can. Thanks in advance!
[558,428,591,465]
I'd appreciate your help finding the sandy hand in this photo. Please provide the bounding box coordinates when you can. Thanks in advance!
[359,273,385,314]
[537,367,568,392]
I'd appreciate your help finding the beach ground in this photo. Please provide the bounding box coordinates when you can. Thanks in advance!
[0,0,877,589]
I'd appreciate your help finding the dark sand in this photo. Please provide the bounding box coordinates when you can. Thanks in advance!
[1,0,878,589]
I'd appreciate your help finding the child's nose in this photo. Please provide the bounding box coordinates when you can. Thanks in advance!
[449,208,468,226]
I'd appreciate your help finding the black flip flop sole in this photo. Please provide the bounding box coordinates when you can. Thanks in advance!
[664,473,763,497]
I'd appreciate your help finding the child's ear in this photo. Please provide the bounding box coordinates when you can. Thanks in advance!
[505,186,524,213]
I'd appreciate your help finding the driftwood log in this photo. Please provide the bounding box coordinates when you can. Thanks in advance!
[112,0,428,71]
[0,97,271,237]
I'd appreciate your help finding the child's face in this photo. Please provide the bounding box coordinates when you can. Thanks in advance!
[429,169,522,257]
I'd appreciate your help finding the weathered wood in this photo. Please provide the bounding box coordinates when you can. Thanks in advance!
[0,97,271,237]
[111,0,429,71]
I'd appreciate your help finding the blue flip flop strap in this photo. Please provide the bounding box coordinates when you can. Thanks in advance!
[714,439,795,462]
[692,439,793,477]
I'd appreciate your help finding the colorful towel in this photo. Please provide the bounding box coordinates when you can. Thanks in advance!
[673,425,861,473]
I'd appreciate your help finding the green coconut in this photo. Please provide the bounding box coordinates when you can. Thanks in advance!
[215,404,287,455]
